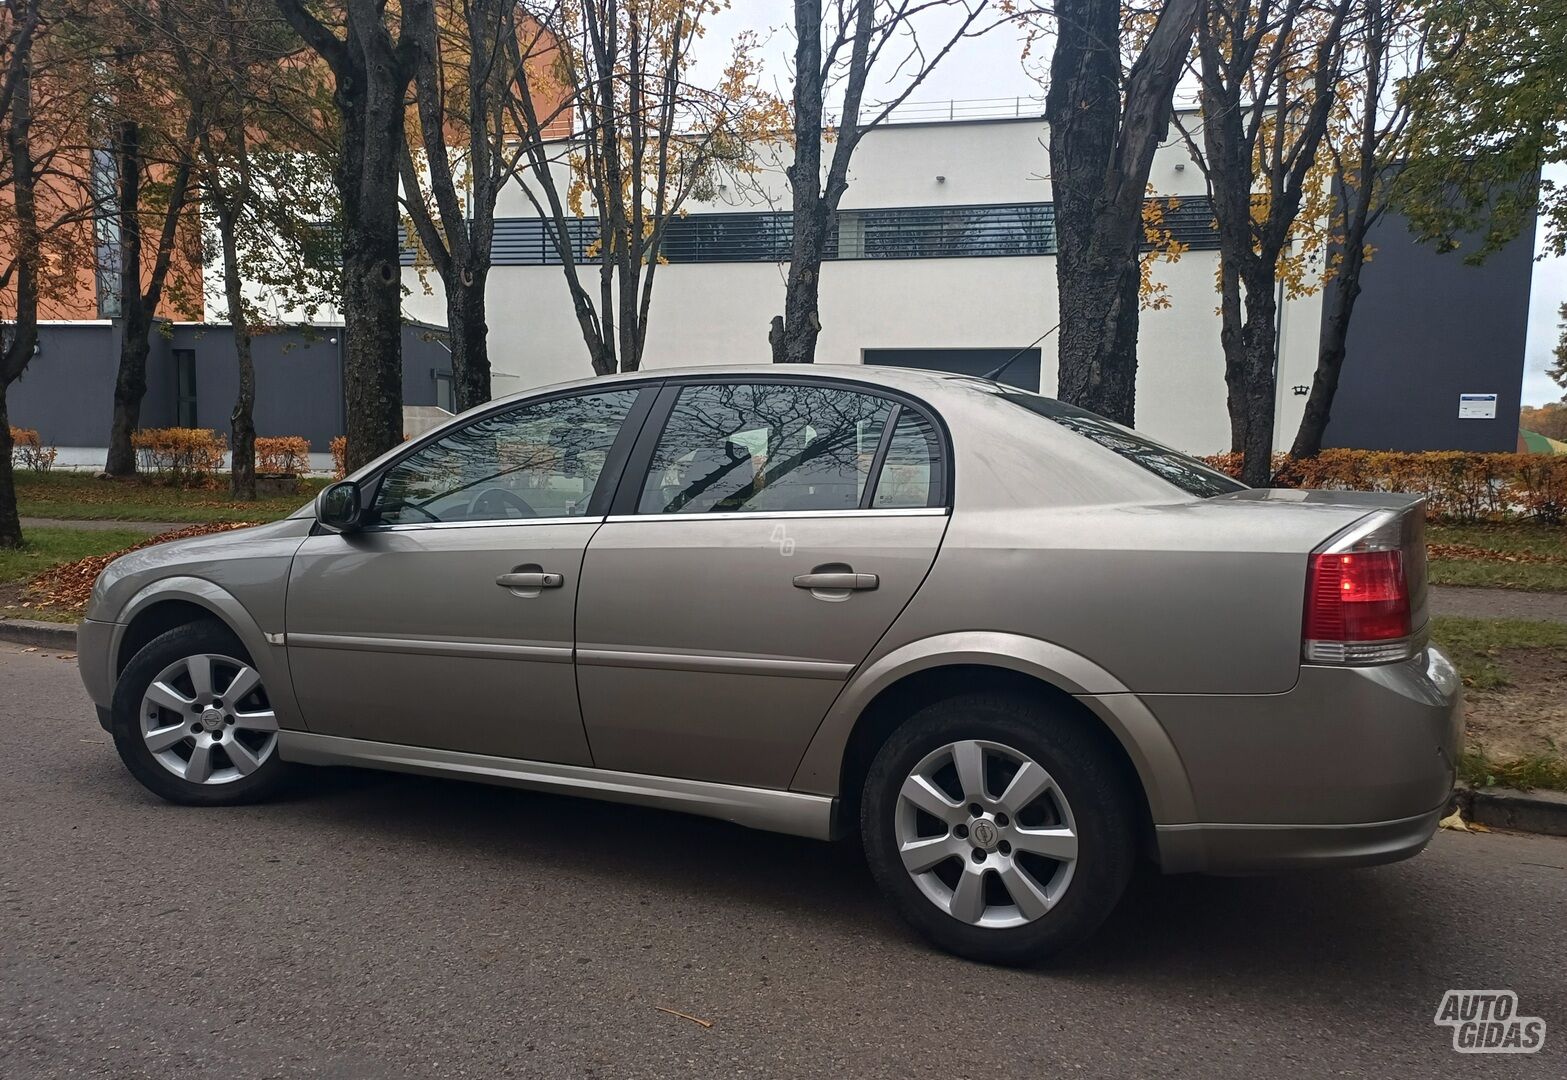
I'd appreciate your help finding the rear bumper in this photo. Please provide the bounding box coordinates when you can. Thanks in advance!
[1146,646,1461,874]
[1154,806,1446,874]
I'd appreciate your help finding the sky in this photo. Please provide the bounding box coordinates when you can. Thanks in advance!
[692,1,1565,408]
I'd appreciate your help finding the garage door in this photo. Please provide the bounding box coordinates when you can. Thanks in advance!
[862,347,1041,392]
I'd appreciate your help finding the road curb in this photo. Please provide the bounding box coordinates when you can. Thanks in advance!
[1453,784,1567,837]
[0,618,77,651]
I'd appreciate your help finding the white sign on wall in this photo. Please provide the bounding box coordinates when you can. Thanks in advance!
[1458,393,1499,420]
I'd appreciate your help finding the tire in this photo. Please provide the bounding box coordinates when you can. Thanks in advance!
[860,692,1136,965]
[110,619,292,806]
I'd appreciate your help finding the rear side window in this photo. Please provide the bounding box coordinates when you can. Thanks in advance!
[1001,390,1246,498]
[871,410,943,509]
[638,382,898,514]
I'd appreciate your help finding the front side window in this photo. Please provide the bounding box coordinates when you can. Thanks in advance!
[638,383,896,514]
[373,389,638,524]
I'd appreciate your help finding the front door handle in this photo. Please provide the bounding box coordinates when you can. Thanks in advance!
[793,571,879,591]
[496,571,564,589]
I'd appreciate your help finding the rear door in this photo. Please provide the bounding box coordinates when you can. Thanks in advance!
[286,385,652,763]
[575,378,950,789]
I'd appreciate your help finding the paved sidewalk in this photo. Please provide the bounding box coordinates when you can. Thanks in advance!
[1432,585,1567,624]
[19,516,187,534]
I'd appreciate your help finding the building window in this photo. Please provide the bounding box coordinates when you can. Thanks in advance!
[434,371,454,413]
[404,197,1220,268]
[174,349,198,428]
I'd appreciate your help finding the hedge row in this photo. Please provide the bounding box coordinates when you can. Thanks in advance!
[129,428,314,484]
[1201,450,1567,523]
[7,426,58,472]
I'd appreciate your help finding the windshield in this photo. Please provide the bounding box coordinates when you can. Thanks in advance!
[999,390,1248,499]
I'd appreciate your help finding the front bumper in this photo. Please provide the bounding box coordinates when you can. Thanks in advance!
[77,618,118,730]
[1146,646,1462,874]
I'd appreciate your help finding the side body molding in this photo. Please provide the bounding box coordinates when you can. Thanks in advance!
[110,576,309,733]
[789,630,1198,825]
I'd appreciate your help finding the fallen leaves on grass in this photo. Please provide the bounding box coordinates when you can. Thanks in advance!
[1428,543,1567,565]
[23,522,258,614]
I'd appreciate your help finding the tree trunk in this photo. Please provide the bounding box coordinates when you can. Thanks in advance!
[1047,0,1122,414]
[2,46,40,548]
[1230,270,1280,487]
[0,389,20,548]
[446,269,492,413]
[775,204,829,364]
[106,310,152,477]
[773,0,825,365]
[336,75,407,473]
[1289,252,1364,459]
[218,209,257,500]
[1046,0,1201,424]
[105,119,145,477]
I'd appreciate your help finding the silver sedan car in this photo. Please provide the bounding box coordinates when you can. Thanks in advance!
[78,366,1461,964]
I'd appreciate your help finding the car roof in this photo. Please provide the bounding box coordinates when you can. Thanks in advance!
[491,362,1006,408]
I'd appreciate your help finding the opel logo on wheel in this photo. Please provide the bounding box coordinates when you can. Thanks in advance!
[200,708,225,732]
[970,819,999,849]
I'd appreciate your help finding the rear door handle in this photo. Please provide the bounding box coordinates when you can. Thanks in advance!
[792,572,879,591]
[496,571,564,589]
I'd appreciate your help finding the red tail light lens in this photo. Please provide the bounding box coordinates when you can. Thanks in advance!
[1305,549,1411,643]
[1303,547,1413,664]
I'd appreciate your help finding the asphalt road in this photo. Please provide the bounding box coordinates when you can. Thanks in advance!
[3,645,1564,1079]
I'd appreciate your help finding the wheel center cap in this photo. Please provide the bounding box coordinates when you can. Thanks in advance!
[199,708,225,732]
[970,818,999,850]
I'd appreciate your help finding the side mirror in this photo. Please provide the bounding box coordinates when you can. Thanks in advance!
[316,480,366,532]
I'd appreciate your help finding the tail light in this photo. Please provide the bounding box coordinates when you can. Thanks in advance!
[1303,509,1422,665]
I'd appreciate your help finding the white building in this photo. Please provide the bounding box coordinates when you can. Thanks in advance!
[399,107,1326,455]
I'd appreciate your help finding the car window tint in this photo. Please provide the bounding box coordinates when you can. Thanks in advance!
[373,390,638,524]
[1000,390,1246,499]
[639,383,893,514]
[871,410,942,509]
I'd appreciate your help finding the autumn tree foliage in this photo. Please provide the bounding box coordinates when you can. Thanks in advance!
[1289,0,1425,458]
[401,0,563,410]
[2,0,101,545]
[502,0,780,376]
[98,0,208,478]
[1397,0,1567,264]
[772,0,989,365]
[162,0,337,497]
[1176,0,1353,486]
[273,0,416,474]
[1035,0,1201,424]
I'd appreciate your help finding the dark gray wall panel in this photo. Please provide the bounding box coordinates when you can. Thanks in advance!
[1322,209,1534,452]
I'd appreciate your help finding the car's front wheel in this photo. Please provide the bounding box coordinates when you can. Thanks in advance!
[110,620,292,805]
[861,692,1136,965]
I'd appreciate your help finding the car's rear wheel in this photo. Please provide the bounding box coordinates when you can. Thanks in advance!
[110,620,291,805]
[861,692,1136,965]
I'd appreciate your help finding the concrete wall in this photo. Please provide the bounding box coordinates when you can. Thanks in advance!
[409,116,1318,455]
[9,321,451,455]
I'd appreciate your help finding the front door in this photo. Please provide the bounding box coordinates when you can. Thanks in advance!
[575,379,950,789]
[286,386,648,763]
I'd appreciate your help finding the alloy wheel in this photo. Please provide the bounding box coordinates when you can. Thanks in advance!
[893,739,1078,929]
[139,653,279,785]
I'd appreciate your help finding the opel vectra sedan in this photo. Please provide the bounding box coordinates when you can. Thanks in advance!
[78,366,1460,964]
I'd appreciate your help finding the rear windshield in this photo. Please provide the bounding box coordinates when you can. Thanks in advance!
[999,391,1248,499]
